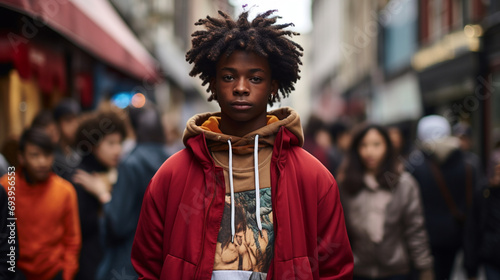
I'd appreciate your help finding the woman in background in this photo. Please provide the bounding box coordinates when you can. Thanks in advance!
[339,124,434,280]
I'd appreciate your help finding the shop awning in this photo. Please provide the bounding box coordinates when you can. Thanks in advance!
[0,0,160,83]
[0,36,67,93]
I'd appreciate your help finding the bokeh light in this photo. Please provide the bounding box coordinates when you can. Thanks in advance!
[131,93,146,108]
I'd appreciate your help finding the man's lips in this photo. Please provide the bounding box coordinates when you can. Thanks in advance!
[231,101,252,110]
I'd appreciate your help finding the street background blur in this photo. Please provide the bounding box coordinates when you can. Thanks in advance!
[0,0,499,279]
[1,0,499,169]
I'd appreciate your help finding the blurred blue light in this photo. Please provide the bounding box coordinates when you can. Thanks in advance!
[111,92,132,109]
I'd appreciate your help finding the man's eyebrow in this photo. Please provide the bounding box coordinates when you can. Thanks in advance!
[220,67,265,73]
[249,68,265,73]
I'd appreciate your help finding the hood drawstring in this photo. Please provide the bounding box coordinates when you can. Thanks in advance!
[227,139,235,243]
[228,136,263,243]
[254,135,262,233]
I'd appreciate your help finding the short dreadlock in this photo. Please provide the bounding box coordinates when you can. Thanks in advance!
[186,9,303,106]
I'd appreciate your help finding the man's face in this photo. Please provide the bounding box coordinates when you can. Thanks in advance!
[235,231,244,245]
[44,123,60,145]
[93,133,123,168]
[59,115,79,144]
[19,143,54,183]
[211,50,278,136]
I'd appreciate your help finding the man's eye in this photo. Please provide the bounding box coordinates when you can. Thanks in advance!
[250,77,262,83]
[223,75,234,81]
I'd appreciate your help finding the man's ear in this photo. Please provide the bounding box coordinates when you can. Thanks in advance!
[209,78,217,101]
[209,78,216,93]
[271,80,279,96]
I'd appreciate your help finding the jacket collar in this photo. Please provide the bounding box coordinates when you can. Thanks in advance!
[186,126,300,168]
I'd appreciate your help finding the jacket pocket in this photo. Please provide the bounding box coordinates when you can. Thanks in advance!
[275,256,314,280]
[160,254,196,280]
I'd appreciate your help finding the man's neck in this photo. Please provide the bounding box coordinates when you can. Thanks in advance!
[219,116,268,137]
[22,169,48,186]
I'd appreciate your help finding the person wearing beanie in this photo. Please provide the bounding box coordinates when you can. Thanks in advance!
[410,115,481,279]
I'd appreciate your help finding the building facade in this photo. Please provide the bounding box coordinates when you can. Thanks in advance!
[311,0,496,164]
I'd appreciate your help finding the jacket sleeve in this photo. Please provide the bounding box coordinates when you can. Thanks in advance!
[402,175,434,271]
[62,184,82,280]
[317,181,353,279]
[131,182,164,280]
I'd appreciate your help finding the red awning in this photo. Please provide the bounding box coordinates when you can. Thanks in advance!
[0,33,66,93]
[0,0,160,83]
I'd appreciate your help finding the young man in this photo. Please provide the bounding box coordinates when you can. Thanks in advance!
[0,128,81,280]
[132,9,353,280]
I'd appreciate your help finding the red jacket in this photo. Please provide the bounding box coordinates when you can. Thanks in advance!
[131,126,353,279]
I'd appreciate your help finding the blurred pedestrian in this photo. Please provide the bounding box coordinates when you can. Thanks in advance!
[132,9,353,279]
[70,111,126,280]
[465,142,500,280]
[303,116,346,175]
[30,110,60,145]
[329,121,351,176]
[303,115,331,167]
[339,124,433,280]
[387,124,408,173]
[410,115,480,280]
[162,112,184,155]
[92,104,169,280]
[0,128,81,280]
[52,99,82,181]
[387,125,404,157]
[453,122,486,189]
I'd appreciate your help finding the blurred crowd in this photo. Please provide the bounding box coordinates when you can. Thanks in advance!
[0,100,499,280]
[303,115,500,280]
[0,99,176,280]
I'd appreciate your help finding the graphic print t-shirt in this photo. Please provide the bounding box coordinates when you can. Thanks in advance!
[211,148,274,280]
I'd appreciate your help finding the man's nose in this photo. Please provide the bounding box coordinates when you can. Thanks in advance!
[234,78,249,95]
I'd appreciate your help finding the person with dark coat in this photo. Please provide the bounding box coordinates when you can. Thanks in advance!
[409,115,480,280]
[84,104,169,280]
[465,146,500,280]
[70,111,127,280]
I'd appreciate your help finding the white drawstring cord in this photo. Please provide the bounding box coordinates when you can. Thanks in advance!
[254,135,262,233]
[228,136,262,243]
[228,139,235,243]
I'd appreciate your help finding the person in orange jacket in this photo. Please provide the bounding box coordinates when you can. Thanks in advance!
[0,128,81,280]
